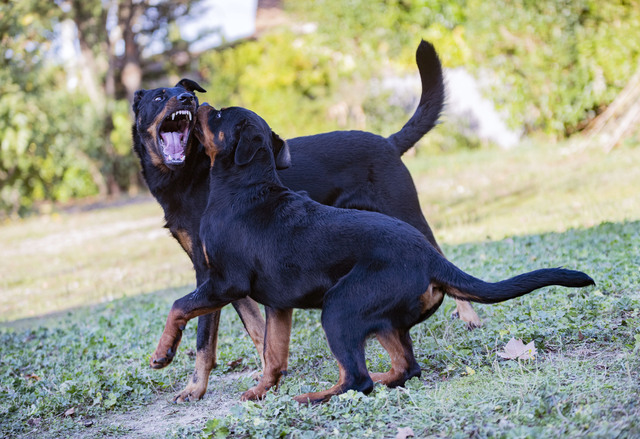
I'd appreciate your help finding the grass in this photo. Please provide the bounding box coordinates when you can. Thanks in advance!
[0,199,194,323]
[0,143,639,438]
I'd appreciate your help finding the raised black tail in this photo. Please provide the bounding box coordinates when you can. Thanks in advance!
[433,258,595,304]
[387,40,445,156]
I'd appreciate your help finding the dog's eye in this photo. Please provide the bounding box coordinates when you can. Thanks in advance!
[215,111,222,119]
[154,96,163,102]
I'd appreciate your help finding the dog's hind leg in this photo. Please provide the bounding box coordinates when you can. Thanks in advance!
[241,307,293,401]
[294,294,373,404]
[293,337,372,404]
[370,329,421,387]
[233,298,267,369]
[453,298,483,329]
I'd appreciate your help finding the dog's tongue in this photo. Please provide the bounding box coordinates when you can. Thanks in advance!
[161,132,183,159]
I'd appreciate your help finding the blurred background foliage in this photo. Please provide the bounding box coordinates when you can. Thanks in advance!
[1,0,639,218]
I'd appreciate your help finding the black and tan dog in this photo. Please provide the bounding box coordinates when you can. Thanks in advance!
[133,40,481,402]
[150,105,594,404]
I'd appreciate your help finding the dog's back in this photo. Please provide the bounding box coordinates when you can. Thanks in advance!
[200,106,593,317]
[281,40,444,248]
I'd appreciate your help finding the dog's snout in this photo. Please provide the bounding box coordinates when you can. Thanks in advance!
[178,93,194,104]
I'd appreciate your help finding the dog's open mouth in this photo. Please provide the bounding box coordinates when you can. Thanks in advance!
[159,109,193,164]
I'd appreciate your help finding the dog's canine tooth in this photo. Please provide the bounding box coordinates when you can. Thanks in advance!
[172,112,176,121]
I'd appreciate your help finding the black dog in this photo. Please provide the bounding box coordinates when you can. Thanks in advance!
[133,40,481,403]
[150,105,594,404]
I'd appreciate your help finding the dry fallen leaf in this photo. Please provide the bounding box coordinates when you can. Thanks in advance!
[497,338,537,360]
[396,426,415,439]
[64,407,76,417]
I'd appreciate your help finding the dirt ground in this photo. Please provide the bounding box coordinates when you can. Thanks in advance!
[96,371,250,438]
[37,371,252,439]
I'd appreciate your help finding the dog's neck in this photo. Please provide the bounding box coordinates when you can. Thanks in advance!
[207,153,285,210]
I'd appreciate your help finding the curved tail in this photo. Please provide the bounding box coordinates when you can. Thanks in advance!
[433,258,595,304]
[387,40,445,156]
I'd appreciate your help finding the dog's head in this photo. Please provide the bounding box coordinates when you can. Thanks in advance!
[132,79,206,169]
[194,104,291,171]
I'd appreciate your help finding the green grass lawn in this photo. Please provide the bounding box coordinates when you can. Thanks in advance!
[0,144,639,438]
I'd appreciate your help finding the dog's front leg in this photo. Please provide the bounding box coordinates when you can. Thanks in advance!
[175,298,266,403]
[150,280,231,369]
[173,311,221,403]
[232,298,267,370]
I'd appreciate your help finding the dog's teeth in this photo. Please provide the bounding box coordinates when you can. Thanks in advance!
[172,112,175,120]
[188,112,192,120]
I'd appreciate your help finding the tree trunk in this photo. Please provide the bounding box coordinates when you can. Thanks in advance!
[119,0,143,102]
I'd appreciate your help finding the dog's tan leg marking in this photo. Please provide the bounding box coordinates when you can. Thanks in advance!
[150,307,188,369]
[151,302,220,369]
[201,242,210,267]
[453,298,482,329]
[232,298,266,370]
[294,364,349,404]
[241,308,292,401]
[174,311,221,403]
[370,329,413,386]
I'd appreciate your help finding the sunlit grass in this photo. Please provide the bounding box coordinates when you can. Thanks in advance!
[0,201,194,323]
[407,142,640,244]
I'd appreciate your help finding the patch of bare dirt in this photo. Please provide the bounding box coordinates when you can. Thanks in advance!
[82,372,248,438]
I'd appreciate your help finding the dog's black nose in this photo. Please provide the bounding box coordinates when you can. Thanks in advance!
[178,92,194,104]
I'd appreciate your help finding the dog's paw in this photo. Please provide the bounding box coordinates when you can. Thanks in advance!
[465,320,483,330]
[150,347,176,369]
[240,384,270,401]
[452,302,483,330]
[174,383,207,403]
[150,325,184,369]
[293,392,327,405]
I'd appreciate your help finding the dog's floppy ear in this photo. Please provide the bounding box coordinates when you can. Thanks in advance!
[132,89,146,114]
[175,78,207,93]
[234,122,264,167]
[272,131,291,170]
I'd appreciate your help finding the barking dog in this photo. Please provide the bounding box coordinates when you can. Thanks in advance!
[150,105,594,404]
